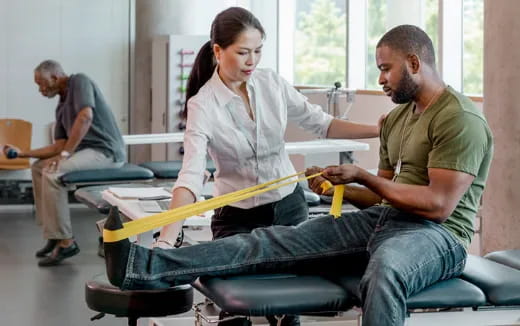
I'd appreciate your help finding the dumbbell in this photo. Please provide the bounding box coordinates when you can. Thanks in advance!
[6,148,18,159]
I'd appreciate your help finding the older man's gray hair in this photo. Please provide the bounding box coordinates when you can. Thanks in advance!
[34,60,66,78]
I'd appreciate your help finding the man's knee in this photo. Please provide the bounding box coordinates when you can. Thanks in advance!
[42,171,64,189]
[359,256,405,296]
[31,159,46,173]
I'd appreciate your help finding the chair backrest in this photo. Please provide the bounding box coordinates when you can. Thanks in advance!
[0,119,32,170]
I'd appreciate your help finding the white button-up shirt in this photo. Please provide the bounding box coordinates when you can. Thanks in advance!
[173,68,333,208]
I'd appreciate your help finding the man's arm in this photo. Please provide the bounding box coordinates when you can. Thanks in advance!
[341,169,393,209]
[326,118,380,139]
[326,115,386,139]
[62,107,93,153]
[322,165,474,223]
[306,167,393,209]
[14,139,66,159]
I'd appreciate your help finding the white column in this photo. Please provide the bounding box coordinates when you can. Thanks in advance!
[438,0,463,91]
[347,0,367,89]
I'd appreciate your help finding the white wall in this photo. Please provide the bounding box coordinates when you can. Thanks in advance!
[0,0,130,150]
[286,92,483,172]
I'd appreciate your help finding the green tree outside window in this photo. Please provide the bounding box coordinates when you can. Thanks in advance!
[294,0,346,86]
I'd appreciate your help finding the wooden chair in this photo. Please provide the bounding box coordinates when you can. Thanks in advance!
[0,119,32,170]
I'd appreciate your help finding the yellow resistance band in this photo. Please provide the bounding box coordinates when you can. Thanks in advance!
[103,172,344,242]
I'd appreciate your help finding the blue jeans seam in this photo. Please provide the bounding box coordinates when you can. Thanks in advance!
[122,243,137,289]
[125,247,367,281]
[401,241,463,280]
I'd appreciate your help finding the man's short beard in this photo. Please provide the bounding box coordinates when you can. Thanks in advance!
[391,67,419,104]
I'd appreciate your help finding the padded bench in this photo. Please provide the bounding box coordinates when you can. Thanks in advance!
[60,163,154,187]
[192,254,520,325]
[484,249,520,271]
[140,160,216,179]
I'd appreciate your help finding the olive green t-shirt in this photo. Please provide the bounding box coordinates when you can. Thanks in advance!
[379,86,493,249]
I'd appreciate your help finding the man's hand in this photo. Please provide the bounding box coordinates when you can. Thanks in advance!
[2,144,21,158]
[44,155,64,173]
[322,164,362,185]
[305,166,334,195]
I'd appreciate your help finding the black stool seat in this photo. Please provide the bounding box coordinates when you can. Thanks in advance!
[484,249,520,270]
[85,274,193,324]
[60,163,154,186]
[193,274,353,316]
[140,160,216,179]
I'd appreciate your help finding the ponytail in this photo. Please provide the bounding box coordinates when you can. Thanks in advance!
[183,41,216,119]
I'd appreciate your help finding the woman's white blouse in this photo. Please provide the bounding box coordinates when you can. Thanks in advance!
[173,68,333,209]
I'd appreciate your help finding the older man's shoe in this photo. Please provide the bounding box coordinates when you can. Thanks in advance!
[38,242,80,267]
[35,239,59,258]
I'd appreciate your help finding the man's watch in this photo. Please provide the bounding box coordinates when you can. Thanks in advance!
[60,150,71,159]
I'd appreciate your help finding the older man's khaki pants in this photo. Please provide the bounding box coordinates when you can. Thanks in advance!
[31,148,124,239]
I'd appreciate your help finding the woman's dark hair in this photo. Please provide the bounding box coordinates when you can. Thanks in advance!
[183,7,265,118]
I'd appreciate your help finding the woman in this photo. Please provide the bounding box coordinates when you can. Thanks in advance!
[156,6,381,248]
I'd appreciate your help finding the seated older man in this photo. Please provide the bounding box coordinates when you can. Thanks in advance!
[3,60,125,266]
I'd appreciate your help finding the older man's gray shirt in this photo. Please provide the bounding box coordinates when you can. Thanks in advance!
[54,73,126,162]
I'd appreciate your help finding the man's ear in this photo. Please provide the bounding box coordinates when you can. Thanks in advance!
[407,54,421,74]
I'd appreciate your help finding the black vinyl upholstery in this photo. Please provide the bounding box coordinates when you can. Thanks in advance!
[193,254,519,318]
[193,274,354,316]
[337,274,486,309]
[406,278,486,309]
[484,249,520,271]
[60,163,154,186]
[140,160,216,179]
[85,274,193,318]
[462,255,520,306]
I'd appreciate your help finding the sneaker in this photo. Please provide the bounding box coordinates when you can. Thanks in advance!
[38,241,80,267]
[35,239,59,257]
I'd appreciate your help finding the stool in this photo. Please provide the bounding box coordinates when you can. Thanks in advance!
[85,274,193,326]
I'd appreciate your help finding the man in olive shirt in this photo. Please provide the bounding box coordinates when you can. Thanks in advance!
[104,25,493,326]
[4,60,125,266]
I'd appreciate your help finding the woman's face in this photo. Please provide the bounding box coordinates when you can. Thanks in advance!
[214,27,263,87]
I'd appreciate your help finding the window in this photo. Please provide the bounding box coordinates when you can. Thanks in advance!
[365,0,439,90]
[276,0,483,96]
[279,0,346,87]
[463,0,483,95]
